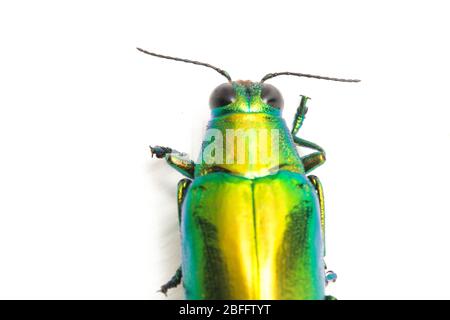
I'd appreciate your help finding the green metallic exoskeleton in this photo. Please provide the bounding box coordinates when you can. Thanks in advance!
[139,48,359,300]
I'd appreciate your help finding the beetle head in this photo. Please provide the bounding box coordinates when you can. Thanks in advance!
[209,81,284,117]
[136,48,360,117]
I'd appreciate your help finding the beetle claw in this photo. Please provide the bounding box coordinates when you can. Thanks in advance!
[157,288,168,297]
[149,145,172,158]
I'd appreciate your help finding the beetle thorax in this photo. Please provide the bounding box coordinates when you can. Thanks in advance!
[195,113,305,178]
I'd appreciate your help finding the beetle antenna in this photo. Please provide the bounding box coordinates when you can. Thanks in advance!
[261,71,360,83]
[137,48,232,82]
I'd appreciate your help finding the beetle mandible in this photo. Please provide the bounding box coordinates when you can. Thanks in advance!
[138,48,360,300]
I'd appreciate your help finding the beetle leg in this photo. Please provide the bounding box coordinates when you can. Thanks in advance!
[325,270,338,285]
[159,266,182,296]
[159,179,191,296]
[293,136,325,153]
[150,145,195,179]
[149,145,175,158]
[291,96,327,173]
[167,153,195,179]
[309,175,338,290]
[177,178,191,224]
[291,95,310,136]
[294,136,326,173]
[302,152,326,174]
[308,175,326,256]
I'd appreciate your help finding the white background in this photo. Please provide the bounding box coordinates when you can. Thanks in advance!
[0,1,449,300]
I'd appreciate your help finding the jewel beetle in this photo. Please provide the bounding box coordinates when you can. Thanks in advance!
[137,48,360,300]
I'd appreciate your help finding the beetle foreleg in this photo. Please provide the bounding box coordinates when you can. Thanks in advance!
[150,145,175,158]
[149,145,195,179]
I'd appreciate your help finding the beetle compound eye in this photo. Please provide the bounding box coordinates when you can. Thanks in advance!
[261,84,284,109]
[209,83,236,109]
